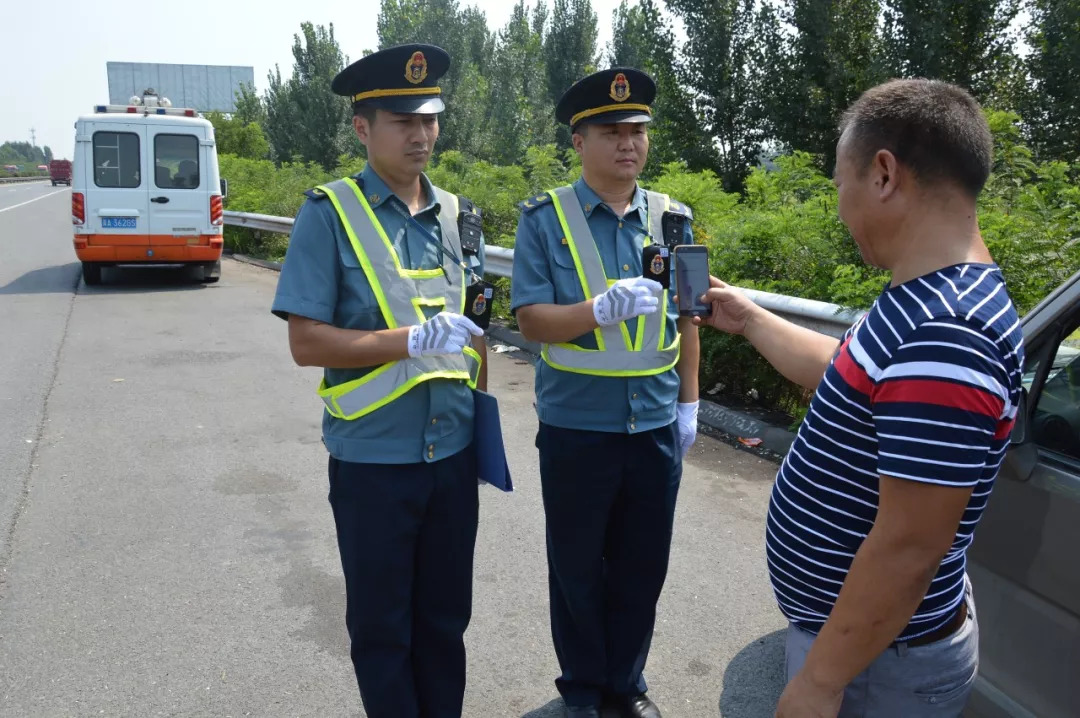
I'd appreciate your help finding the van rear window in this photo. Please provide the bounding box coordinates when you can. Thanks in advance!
[155,135,200,189]
[93,132,141,188]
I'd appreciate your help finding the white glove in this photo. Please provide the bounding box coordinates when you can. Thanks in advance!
[407,312,483,358]
[592,277,663,327]
[677,401,699,458]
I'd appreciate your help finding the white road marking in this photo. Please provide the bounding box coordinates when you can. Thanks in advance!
[0,188,69,213]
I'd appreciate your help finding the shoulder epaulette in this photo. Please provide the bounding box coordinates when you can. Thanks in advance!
[304,187,328,201]
[666,199,693,221]
[517,193,553,213]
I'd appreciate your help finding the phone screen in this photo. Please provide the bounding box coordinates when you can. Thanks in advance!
[674,246,712,317]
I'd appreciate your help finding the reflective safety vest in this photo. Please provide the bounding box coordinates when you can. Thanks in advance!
[541,185,681,377]
[314,177,482,420]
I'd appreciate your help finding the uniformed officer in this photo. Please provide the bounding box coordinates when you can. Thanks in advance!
[510,68,701,718]
[270,43,488,718]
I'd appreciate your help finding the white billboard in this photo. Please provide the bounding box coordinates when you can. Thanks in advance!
[107,62,256,113]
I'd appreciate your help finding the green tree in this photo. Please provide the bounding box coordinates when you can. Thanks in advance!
[377,0,497,158]
[486,1,556,165]
[882,0,1021,98]
[779,0,884,172]
[609,0,714,173]
[543,0,599,148]
[264,22,350,170]
[666,0,766,191]
[1022,0,1080,162]
[206,112,271,160]
[233,83,267,127]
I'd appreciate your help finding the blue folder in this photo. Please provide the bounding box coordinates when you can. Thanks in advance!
[473,389,512,492]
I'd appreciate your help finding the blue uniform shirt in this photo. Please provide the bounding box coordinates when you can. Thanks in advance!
[510,178,693,434]
[271,165,486,464]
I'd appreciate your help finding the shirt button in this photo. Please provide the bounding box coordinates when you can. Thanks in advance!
[630,423,637,431]
[623,264,630,271]
[632,393,638,399]
[431,418,438,425]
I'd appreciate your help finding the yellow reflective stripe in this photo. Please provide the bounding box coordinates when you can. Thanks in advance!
[319,183,398,330]
[539,336,682,378]
[659,290,670,349]
[319,349,482,421]
[548,188,608,352]
[634,306,647,350]
[340,178,442,279]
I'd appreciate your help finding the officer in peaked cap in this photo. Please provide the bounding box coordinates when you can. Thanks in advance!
[272,43,489,718]
[511,67,700,718]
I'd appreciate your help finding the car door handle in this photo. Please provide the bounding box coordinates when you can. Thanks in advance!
[151,196,170,204]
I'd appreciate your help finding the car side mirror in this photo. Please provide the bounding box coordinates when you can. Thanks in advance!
[1005,387,1038,481]
[220,178,228,199]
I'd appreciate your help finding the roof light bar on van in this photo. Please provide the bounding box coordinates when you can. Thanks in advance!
[93,104,199,117]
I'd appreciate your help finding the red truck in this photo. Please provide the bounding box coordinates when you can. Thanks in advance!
[49,159,72,186]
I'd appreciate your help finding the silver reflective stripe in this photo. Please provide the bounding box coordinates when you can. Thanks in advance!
[318,178,474,418]
[645,190,667,247]
[324,351,480,418]
[543,185,679,374]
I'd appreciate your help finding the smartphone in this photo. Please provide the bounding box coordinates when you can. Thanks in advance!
[464,279,495,329]
[642,244,671,290]
[674,244,712,317]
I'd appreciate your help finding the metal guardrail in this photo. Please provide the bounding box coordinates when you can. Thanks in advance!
[0,176,50,184]
[224,210,865,337]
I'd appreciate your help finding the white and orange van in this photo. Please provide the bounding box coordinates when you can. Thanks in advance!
[71,91,225,285]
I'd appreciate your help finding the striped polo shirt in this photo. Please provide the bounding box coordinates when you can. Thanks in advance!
[767,263,1024,641]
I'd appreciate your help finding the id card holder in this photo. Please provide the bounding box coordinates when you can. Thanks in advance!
[465,280,495,329]
[642,244,671,290]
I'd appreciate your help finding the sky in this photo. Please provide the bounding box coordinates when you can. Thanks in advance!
[1,0,636,160]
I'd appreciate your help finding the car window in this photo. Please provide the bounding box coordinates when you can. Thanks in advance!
[1032,325,1080,461]
[93,132,140,188]
[154,134,200,189]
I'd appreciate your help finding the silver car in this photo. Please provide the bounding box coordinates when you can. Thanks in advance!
[965,268,1080,717]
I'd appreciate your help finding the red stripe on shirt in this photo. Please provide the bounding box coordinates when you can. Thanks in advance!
[993,418,1016,441]
[833,342,874,396]
[873,379,1004,418]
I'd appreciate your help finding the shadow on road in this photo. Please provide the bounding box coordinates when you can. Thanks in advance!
[79,265,213,294]
[521,698,625,718]
[718,629,787,718]
[0,263,80,295]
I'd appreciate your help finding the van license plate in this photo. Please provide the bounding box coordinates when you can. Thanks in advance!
[102,217,137,229]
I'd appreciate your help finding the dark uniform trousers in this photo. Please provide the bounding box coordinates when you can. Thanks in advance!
[536,421,682,708]
[328,447,479,718]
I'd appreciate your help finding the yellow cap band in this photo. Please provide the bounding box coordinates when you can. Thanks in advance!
[352,86,442,103]
[571,103,652,126]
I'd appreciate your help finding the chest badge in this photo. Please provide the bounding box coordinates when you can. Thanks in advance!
[650,253,666,276]
[610,73,630,102]
[472,293,488,317]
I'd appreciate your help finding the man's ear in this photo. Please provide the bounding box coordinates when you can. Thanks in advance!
[352,115,370,145]
[874,149,901,200]
[572,129,585,155]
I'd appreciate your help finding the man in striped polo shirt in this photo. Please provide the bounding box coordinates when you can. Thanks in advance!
[697,79,1024,716]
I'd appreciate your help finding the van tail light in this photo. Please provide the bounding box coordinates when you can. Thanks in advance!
[210,194,223,226]
[72,192,85,225]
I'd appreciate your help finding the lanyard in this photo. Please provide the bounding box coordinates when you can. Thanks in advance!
[386,199,478,284]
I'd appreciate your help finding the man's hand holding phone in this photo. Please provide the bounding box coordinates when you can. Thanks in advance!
[691,276,760,335]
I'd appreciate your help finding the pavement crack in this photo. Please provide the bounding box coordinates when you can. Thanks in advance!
[0,271,80,601]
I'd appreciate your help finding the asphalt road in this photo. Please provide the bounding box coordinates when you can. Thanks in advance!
[0,190,789,717]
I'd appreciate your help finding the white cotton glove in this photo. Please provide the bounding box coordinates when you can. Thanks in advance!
[677,401,699,458]
[407,312,483,358]
[592,277,664,327]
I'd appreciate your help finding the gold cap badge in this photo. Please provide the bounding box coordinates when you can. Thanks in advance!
[610,72,631,102]
[406,51,428,85]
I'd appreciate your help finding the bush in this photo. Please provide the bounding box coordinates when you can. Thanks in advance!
[220,110,1079,422]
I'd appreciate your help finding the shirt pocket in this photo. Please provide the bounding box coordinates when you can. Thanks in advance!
[551,244,587,305]
[335,241,383,319]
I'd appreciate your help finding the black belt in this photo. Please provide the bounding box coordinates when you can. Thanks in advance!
[901,602,968,648]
